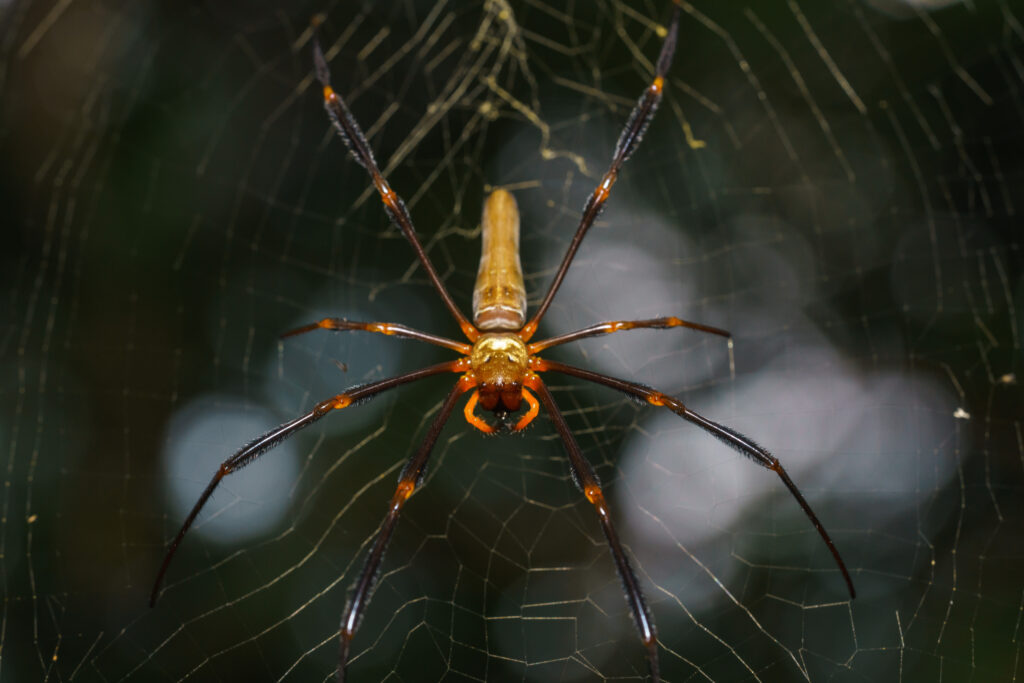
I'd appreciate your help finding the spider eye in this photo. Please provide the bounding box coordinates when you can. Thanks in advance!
[506,354,515,362]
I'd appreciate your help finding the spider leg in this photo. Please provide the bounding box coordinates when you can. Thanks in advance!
[528,316,730,354]
[535,358,856,600]
[283,318,472,355]
[526,375,660,681]
[337,377,470,682]
[311,37,478,342]
[149,360,463,608]
[521,5,681,341]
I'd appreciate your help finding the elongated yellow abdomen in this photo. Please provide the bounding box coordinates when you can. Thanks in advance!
[473,190,527,331]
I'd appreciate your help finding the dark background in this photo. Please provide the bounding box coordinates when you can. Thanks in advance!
[2,0,1022,681]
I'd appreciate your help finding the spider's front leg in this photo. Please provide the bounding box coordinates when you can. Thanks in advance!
[536,358,857,600]
[336,376,471,681]
[526,375,661,680]
[149,361,461,608]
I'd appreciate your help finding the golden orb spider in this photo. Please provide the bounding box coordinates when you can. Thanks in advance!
[151,4,855,680]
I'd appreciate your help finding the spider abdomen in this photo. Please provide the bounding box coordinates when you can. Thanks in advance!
[473,190,526,331]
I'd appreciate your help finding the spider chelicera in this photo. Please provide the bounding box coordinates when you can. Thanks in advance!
[151,5,855,681]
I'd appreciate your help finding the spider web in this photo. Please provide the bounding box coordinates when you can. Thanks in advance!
[2,0,1022,680]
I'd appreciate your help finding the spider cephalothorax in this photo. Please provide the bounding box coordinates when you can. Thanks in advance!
[464,332,537,432]
[151,6,855,682]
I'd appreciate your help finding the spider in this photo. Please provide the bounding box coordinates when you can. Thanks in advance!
[151,5,855,681]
